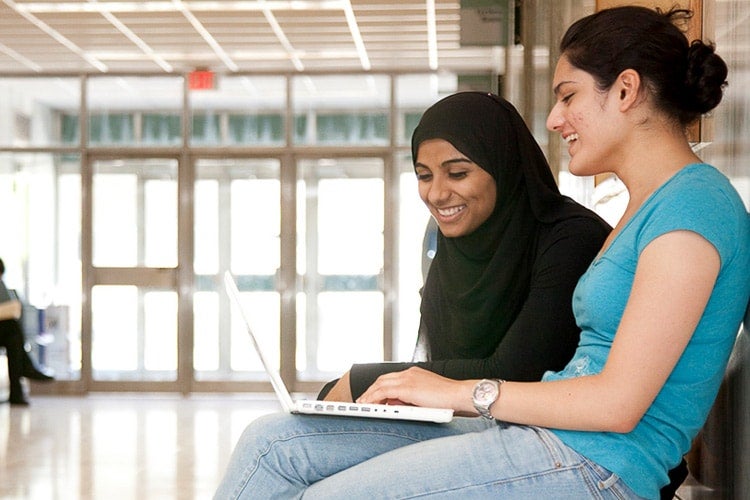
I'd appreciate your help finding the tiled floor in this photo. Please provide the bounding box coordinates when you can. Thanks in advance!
[1,394,281,500]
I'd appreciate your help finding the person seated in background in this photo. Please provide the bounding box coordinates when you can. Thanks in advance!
[214,7,749,499]
[0,257,54,406]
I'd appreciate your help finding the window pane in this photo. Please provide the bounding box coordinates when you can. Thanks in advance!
[0,77,80,147]
[142,114,181,145]
[316,113,388,144]
[92,158,178,268]
[403,112,422,144]
[143,291,178,371]
[395,74,458,145]
[89,113,134,144]
[230,291,280,372]
[60,113,80,145]
[193,285,281,380]
[87,76,183,147]
[293,75,390,145]
[92,286,177,381]
[92,286,138,373]
[317,177,383,274]
[0,152,82,380]
[397,159,432,360]
[193,158,281,380]
[190,75,286,146]
[194,158,281,275]
[191,113,221,145]
[193,291,219,371]
[316,292,383,372]
[297,158,384,378]
[194,179,220,276]
[227,114,283,145]
[231,179,280,274]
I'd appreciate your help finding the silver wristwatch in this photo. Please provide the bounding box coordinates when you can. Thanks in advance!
[472,378,505,419]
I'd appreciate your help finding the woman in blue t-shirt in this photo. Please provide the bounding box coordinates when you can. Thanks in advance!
[214,7,750,499]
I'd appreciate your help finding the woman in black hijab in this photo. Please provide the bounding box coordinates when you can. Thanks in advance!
[320,91,610,401]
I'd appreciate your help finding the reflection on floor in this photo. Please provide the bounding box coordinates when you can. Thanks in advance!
[1,395,280,500]
[1,395,705,500]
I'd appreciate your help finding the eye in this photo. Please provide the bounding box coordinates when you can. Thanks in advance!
[448,171,468,179]
[561,93,574,104]
[416,171,432,182]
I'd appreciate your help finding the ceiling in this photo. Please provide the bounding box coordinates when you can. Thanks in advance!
[0,0,509,75]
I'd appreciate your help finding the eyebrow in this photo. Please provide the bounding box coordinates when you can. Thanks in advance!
[415,157,474,169]
[442,157,473,167]
[552,80,574,97]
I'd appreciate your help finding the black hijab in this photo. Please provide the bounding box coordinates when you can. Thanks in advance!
[412,92,597,360]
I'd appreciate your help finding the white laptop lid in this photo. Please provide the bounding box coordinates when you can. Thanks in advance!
[223,271,296,413]
[224,271,453,423]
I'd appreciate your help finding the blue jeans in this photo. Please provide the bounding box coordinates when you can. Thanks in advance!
[214,413,642,499]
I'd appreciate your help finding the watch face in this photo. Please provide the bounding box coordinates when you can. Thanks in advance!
[474,380,498,404]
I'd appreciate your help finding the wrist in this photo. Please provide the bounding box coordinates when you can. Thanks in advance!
[472,378,505,419]
[456,380,480,413]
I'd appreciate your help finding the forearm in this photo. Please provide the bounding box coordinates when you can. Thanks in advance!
[419,372,636,433]
[354,363,637,431]
[484,376,638,433]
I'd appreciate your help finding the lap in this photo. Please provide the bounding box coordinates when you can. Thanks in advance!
[242,412,492,462]
[304,423,639,499]
[216,414,639,500]
[216,413,491,499]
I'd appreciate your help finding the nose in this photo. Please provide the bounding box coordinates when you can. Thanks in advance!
[426,173,450,206]
[546,103,563,132]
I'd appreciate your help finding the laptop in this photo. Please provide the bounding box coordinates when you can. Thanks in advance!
[223,271,453,424]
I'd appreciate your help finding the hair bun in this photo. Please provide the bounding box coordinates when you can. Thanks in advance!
[684,40,728,114]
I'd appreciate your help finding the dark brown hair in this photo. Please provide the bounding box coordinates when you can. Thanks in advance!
[560,6,728,126]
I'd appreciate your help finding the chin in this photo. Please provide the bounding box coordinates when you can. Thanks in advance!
[567,160,597,178]
[439,228,459,238]
[436,225,465,238]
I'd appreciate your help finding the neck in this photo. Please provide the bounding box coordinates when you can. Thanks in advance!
[614,127,700,208]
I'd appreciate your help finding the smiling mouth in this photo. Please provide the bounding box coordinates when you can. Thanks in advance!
[437,205,465,217]
[564,133,579,143]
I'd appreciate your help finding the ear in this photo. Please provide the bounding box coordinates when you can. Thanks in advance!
[614,69,641,112]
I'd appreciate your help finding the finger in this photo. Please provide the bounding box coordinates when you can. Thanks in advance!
[385,399,410,406]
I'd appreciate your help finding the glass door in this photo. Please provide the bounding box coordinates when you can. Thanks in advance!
[296,157,386,381]
[192,157,282,387]
[87,156,180,389]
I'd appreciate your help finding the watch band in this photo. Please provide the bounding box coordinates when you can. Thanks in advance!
[485,378,505,419]
[474,378,505,420]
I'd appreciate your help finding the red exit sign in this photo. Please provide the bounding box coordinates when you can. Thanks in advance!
[188,70,215,90]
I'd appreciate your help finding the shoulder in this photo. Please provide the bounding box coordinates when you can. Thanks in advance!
[656,164,742,211]
[532,215,609,275]
[639,164,749,261]
[538,213,610,251]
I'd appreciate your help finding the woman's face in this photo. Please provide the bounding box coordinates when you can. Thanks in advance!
[546,55,622,176]
[414,138,496,238]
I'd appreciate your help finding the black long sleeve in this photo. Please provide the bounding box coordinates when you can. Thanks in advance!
[347,216,608,400]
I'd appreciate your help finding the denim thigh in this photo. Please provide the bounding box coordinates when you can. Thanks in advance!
[214,412,492,500]
[304,423,643,499]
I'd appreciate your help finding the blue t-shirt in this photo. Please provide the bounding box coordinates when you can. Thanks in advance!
[542,164,750,499]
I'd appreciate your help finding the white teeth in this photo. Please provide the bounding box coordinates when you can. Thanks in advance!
[564,133,579,143]
[438,206,464,217]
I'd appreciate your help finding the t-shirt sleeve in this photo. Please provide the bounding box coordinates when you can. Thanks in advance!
[636,173,744,265]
